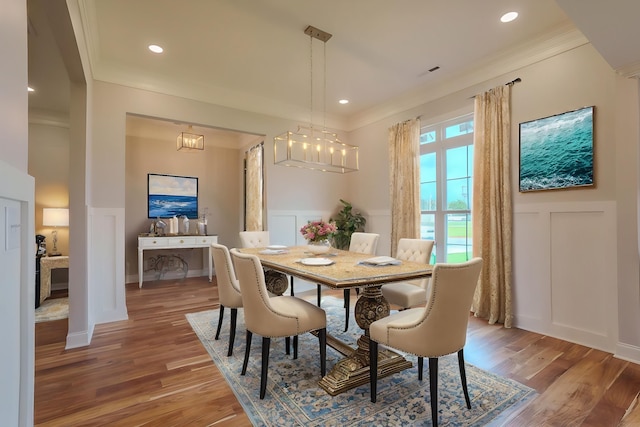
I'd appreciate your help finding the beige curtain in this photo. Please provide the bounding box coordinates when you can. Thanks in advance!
[245,143,264,231]
[471,85,513,327]
[388,118,421,256]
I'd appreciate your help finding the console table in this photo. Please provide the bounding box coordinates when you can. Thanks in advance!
[40,255,69,304]
[138,235,218,288]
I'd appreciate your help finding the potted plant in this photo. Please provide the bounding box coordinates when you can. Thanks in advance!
[330,199,366,250]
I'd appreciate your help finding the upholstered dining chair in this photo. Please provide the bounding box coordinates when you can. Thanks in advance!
[381,238,434,310]
[317,232,379,331]
[230,248,327,400]
[369,257,483,427]
[239,231,270,248]
[211,243,243,357]
[239,230,295,296]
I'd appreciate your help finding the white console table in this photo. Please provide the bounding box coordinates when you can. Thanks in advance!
[138,235,218,288]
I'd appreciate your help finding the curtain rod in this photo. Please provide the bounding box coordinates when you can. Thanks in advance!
[469,77,521,99]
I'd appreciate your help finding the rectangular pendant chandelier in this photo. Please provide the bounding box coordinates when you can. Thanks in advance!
[274,25,359,174]
[274,125,359,173]
[177,132,204,151]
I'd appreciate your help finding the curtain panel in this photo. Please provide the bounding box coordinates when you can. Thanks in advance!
[388,118,421,256]
[245,143,264,231]
[472,85,513,327]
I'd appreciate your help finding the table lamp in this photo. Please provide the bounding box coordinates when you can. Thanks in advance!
[43,208,69,256]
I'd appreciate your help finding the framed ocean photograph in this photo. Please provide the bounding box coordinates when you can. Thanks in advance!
[148,173,199,218]
[519,106,594,192]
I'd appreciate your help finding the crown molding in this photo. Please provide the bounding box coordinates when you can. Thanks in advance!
[616,60,640,79]
[345,26,589,131]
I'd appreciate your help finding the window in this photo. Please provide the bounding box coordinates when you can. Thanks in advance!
[420,113,474,263]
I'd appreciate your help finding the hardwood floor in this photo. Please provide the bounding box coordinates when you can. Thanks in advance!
[35,277,640,426]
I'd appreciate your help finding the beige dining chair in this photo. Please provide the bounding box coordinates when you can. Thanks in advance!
[211,243,243,356]
[317,232,379,331]
[239,230,295,296]
[239,231,270,248]
[369,258,483,427]
[230,248,327,400]
[381,238,434,310]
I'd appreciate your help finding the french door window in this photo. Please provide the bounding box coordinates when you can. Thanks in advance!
[420,113,474,263]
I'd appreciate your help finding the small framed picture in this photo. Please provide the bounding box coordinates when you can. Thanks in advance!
[519,106,594,192]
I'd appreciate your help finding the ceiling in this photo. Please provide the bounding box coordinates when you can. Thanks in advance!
[27,0,640,144]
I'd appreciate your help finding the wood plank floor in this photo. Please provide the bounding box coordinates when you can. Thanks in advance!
[35,277,640,426]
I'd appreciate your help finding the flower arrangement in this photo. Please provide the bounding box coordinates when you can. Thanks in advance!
[300,220,337,243]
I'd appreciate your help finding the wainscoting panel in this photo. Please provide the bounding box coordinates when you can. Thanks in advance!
[513,211,550,329]
[513,202,617,352]
[367,210,391,255]
[268,213,300,246]
[89,207,128,324]
[268,210,334,247]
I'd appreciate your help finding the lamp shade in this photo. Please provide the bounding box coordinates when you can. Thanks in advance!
[43,208,69,227]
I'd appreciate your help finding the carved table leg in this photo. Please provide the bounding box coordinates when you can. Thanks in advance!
[318,285,412,395]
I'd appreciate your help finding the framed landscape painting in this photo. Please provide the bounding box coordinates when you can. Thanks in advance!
[519,106,594,192]
[147,173,198,218]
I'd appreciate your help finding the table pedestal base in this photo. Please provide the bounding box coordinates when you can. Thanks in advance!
[318,285,413,396]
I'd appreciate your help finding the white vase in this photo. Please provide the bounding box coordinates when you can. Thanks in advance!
[307,239,331,255]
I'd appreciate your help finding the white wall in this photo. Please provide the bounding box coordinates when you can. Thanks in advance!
[0,0,35,425]
[124,133,244,281]
[348,43,640,360]
[83,80,353,325]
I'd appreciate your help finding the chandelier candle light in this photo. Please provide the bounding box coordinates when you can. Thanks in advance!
[274,25,359,173]
[177,125,204,151]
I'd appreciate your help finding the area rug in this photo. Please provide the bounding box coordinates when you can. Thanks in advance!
[187,297,536,426]
[35,297,69,323]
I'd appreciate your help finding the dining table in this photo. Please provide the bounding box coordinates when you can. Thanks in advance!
[238,245,433,396]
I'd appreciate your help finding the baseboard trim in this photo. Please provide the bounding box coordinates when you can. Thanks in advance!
[615,342,640,365]
[65,323,95,349]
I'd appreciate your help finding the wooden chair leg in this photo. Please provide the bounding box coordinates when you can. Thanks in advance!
[293,335,298,360]
[369,340,378,402]
[343,289,350,332]
[317,284,322,306]
[228,308,237,356]
[318,328,327,376]
[429,357,439,427]
[285,337,290,355]
[241,331,252,375]
[260,337,271,399]
[418,356,423,381]
[215,305,225,340]
[290,276,295,296]
[458,349,471,409]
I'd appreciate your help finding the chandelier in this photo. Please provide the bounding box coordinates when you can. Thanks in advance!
[274,26,359,173]
[177,125,204,151]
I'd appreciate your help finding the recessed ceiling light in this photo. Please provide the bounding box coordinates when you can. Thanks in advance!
[338,99,349,105]
[148,44,164,54]
[27,86,35,92]
[500,12,518,23]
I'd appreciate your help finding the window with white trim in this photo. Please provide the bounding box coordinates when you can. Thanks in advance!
[420,112,474,263]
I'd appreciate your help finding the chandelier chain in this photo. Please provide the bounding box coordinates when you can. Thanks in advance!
[309,34,313,129]
[323,42,327,131]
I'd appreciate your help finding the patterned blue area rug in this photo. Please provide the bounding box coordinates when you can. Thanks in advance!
[186,297,536,426]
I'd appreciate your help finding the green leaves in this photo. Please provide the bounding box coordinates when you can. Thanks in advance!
[330,199,366,250]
